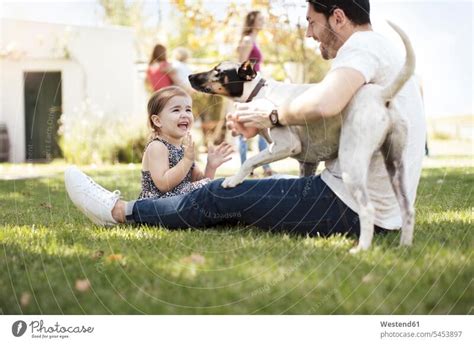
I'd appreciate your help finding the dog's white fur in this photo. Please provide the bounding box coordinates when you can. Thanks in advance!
[195,22,416,252]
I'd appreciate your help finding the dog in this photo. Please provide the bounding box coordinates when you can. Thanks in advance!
[189,21,416,252]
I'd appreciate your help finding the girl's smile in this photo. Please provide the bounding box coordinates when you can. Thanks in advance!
[152,95,194,144]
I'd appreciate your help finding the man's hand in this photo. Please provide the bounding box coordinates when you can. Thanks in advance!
[234,99,275,129]
[226,113,259,138]
[226,99,276,138]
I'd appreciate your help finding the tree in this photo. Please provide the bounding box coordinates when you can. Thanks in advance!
[98,0,155,60]
[168,0,329,82]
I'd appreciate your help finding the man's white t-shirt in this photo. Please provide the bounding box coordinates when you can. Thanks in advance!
[321,30,426,230]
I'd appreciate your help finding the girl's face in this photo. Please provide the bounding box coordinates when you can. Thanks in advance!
[152,96,194,141]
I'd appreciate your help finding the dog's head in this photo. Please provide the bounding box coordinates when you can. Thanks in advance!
[188,60,257,99]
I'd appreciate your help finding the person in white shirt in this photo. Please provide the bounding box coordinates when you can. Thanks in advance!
[228,0,426,231]
[171,47,194,94]
[64,0,426,247]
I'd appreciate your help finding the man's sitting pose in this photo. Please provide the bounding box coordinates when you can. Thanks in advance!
[65,0,426,248]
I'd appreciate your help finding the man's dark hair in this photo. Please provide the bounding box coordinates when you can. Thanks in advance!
[307,0,371,25]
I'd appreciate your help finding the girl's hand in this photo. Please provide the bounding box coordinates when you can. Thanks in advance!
[207,142,234,169]
[183,133,195,162]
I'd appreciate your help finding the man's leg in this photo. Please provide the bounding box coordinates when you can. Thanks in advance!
[126,176,360,237]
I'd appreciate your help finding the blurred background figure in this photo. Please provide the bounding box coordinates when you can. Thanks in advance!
[146,44,189,93]
[171,47,194,94]
[417,76,429,156]
[235,10,273,176]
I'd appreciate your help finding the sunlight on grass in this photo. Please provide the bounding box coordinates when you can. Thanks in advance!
[421,210,473,224]
[0,191,25,201]
[0,163,472,314]
[1,225,92,258]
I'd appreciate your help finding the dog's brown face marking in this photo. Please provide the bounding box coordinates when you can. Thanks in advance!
[188,61,257,98]
[203,81,231,96]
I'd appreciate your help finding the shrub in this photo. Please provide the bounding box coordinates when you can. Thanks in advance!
[58,99,148,164]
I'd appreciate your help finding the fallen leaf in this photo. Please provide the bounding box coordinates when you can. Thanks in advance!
[75,278,91,292]
[20,292,31,308]
[106,254,123,263]
[40,202,53,209]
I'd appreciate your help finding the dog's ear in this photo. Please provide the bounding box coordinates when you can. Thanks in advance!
[238,60,257,81]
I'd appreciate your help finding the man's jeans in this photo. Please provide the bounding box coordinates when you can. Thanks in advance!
[126,176,381,237]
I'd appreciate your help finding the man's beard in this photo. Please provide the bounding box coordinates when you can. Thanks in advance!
[319,20,339,60]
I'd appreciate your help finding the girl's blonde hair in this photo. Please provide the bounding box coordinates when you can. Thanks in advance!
[147,86,191,136]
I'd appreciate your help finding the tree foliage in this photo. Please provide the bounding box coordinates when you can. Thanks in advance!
[167,0,329,82]
[98,0,154,60]
[97,0,330,82]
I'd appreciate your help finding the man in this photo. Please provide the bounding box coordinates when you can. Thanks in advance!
[65,0,426,241]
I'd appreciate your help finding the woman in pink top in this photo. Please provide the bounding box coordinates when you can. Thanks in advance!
[236,11,273,176]
[237,11,264,71]
[146,44,189,93]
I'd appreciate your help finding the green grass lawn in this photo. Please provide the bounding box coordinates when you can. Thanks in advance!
[0,163,472,314]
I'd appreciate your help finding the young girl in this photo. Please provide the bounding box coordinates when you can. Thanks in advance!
[139,86,233,199]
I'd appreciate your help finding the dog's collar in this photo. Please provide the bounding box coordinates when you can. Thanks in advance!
[246,78,266,103]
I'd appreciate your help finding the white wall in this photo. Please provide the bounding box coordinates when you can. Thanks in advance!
[1,58,84,162]
[0,18,137,162]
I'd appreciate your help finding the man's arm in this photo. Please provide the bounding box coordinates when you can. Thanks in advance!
[230,67,366,135]
[280,67,366,125]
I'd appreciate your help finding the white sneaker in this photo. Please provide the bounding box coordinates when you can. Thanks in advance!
[64,166,120,226]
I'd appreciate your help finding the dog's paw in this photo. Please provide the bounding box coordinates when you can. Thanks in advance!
[221,176,243,188]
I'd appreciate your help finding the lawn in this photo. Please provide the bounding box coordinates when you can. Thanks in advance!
[0,160,472,314]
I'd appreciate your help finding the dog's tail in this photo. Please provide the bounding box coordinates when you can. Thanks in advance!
[382,21,416,106]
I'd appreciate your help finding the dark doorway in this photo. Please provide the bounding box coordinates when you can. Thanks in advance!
[24,71,62,161]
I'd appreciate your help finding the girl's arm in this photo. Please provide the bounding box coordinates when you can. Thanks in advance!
[146,139,194,193]
[190,162,220,181]
[191,142,233,181]
[191,164,205,181]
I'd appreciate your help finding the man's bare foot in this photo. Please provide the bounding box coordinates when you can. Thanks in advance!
[112,200,127,223]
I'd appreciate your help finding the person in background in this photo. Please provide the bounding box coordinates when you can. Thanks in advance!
[171,47,195,94]
[416,75,429,156]
[236,10,273,177]
[146,44,187,92]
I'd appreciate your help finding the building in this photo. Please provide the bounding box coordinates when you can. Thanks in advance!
[0,18,143,162]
